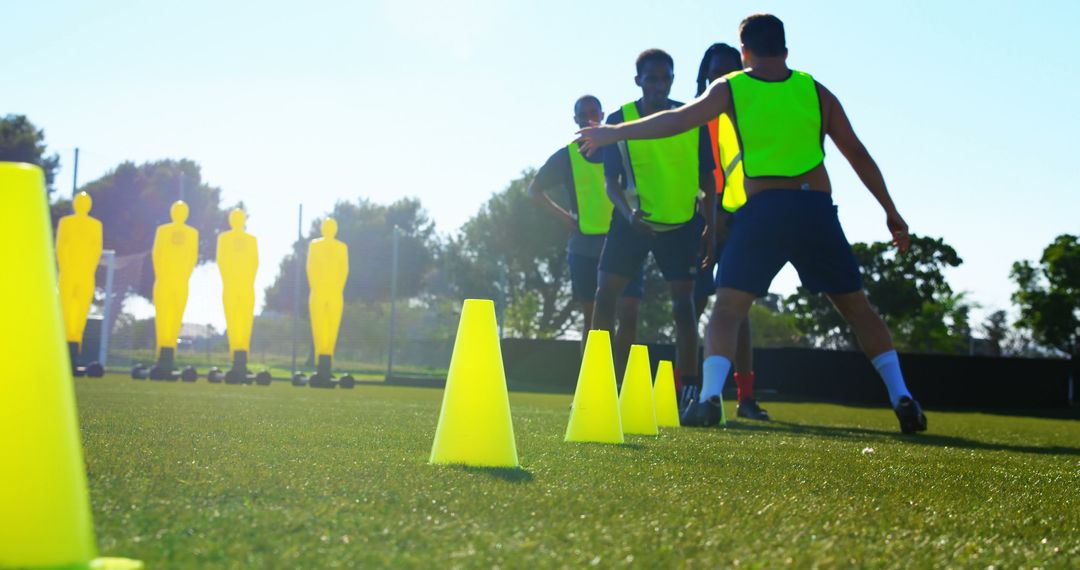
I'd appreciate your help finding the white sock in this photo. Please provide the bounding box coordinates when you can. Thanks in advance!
[871,350,911,407]
[700,355,732,402]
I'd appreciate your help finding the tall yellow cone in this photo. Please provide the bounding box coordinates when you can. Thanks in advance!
[430,299,519,467]
[565,330,624,444]
[653,360,680,428]
[619,344,658,436]
[0,162,142,569]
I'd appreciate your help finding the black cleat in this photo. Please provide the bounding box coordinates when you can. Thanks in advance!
[680,396,726,427]
[677,385,699,415]
[736,398,770,420]
[894,396,928,434]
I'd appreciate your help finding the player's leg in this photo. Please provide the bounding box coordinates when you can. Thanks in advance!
[594,214,650,376]
[568,252,600,352]
[734,316,769,420]
[826,291,925,432]
[791,191,926,433]
[651,215,706,402]
[614,271,643,379]
[684,196,786,426]
[687,252,716,407]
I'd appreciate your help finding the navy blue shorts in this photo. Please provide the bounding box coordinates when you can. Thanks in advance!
[717,190,863,297]
[568,252,644,301]
[600,213,705,282]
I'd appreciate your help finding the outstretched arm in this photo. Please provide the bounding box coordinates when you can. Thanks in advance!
[577,80,733,156]
[821,83,910,252]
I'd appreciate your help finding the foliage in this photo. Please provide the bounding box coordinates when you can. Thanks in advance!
[263,197,438,314]
[441,170,576,338]
[786,235,972,353]
[1011,234,1080,357]
[0,114,61,193]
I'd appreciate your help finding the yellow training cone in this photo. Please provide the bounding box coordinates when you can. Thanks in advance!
[0,162,142,569]
[653,360,680,428]
[619,344,658,436]
[430,299,519,467]
[565,330,624,444]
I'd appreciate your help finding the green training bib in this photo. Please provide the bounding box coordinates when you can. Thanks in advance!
[622,102,700,225]
[727,70,824,178]
[567,142,613,235]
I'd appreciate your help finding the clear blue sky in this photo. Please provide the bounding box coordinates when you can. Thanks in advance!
[4,0,1078,331]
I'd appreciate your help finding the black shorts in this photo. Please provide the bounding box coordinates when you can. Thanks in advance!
[600,213,704,282]
[717,190,863,297]
[568,252,645,302]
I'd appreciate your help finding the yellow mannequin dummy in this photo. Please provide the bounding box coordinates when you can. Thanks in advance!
[307,218,348,385]
[55,192,102,369]
[217,208,258,380]
[151,201,198,378]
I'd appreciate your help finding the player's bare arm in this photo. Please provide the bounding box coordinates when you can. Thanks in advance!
[577,80,734,156]
[527,179,577,231]
[820,82,910,252]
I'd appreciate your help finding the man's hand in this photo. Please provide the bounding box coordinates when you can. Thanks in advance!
[628,208,655,237]
[576,124,618,158]
[886,210,910,252]
[699,220,716,268]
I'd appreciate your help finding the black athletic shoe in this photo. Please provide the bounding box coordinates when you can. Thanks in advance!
[736,398,770,420]
[677,385,699,415]
[894,396,928,434]
[680,396,725,427]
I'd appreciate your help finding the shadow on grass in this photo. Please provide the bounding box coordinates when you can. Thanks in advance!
[457,465,534,483]
[725,419,1080,457]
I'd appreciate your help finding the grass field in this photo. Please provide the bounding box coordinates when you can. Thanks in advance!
[76,375,1079,568]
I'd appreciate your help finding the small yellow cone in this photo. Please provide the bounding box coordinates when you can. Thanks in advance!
[0,162,142,569]
[653,360,680,428]
[619,344,658,436]
[430,299,519,467]
[565,330,624,444]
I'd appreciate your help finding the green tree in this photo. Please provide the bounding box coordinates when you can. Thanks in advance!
[748,302,807,347]
[263,197,438,314]
[442,170,576,338]
[0,114,61,194]
[786,234,971,352]
[1011,234,1080,358]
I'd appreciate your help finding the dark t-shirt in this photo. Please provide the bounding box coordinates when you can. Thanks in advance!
[601,99,716,200]
[533,145,606,257]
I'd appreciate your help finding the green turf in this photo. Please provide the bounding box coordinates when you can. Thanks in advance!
[74,375,1079,568]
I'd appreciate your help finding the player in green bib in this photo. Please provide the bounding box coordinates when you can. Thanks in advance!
[592,49,717,394]
[528,95,644,364]
[577,14,927,434]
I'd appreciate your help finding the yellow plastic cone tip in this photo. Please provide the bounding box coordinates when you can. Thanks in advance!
[619,344,658,436]
[565,329,624,444]
[653,360,681,428]
[90,557,145,569]
[430,299,519,467]
[0,162,140,570]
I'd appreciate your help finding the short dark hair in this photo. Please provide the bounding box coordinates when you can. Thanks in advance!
[635,48,674,75]
[574,94,601,113]
[739,14,786,57]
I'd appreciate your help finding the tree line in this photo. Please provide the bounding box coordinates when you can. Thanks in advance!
[5,114,1077,359]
